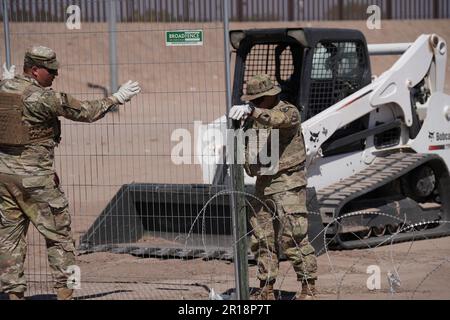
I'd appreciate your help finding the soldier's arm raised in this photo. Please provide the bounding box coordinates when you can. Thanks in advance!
[54,92,119,123]
[52,80,141,123]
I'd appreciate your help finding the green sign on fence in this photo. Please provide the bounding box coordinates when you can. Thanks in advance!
[165,30,203,46]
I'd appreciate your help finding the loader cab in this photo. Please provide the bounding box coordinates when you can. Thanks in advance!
[230,28,372,155]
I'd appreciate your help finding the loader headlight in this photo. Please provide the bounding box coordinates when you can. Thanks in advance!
[430,34,439,48]
[439,41,446,55]
[230,31,245,50]
[445,106,450,121]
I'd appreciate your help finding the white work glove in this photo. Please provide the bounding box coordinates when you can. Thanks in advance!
[228,104,253,121]
[2,63,15,80]
[113,80,141,104]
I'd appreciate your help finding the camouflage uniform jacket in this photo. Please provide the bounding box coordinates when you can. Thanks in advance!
[0,75,118,176]
[246,100,307,195]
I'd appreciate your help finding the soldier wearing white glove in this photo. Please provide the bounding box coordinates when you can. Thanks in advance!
[112,80,141,104]
[2,63,16,80]
[228,104,254,121]
[0,46,144,301]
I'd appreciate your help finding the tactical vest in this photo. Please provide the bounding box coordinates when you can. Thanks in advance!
[244,104,306,177]
[0,84,61,146]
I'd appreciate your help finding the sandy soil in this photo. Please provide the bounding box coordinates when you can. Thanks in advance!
[75,234,450,300]
[4,234,447,300]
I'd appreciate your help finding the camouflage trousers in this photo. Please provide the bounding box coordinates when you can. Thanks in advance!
[249,187,317,282]
[0,173,75,294]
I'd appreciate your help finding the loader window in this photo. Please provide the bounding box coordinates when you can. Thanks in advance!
[308,40,369,156]
[311,46,333,79]
[308,41,366,118]
[242,43,301,106]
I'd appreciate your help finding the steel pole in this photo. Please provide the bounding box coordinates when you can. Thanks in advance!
[107,0,118,95]
[223,0,249,301]
[2,0,11,68]
[367,43,412,55]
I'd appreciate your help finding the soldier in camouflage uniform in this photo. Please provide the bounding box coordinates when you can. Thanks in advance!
[229,74,317,300]
[0,46,140,300]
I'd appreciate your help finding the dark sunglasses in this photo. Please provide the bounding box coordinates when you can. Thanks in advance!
[42,67,58,76]
[250,96,265,106]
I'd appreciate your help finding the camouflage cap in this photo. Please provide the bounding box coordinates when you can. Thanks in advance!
[24,45,60,70]
[241,74,281,101]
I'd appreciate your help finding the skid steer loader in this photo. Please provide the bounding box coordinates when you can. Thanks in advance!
[223,27,450,250]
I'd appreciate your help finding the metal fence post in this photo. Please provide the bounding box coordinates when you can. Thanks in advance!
[223,0,249,301]
[2,0,12,68]
[433,0,440,19]
[107,0,118,95]
[183,0,190,21]
[288,0,294,21]
[386,0,392,19]
[338,0,344,20]
[236,0,244,21]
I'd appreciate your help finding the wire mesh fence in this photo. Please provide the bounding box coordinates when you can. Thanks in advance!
[0,0,240,300]
[2,0,450,301]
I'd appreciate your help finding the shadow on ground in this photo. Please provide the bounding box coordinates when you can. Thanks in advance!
[0,290,134,300]
[220,287,297,300]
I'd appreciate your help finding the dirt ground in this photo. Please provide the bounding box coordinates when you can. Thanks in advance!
[3,234,446,300]
[75,236,450,300]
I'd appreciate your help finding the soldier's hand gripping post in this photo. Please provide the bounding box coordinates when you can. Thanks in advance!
[229,74,318,300]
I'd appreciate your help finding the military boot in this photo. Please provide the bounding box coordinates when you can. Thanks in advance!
[8,292,25,300]
[56,288,74,300]
[295,280,316,300]
[251,279,276,300]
